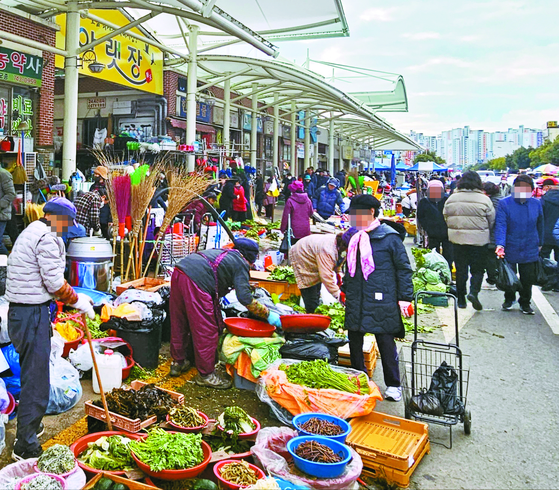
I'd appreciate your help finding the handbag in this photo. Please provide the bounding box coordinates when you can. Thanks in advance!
[267,179,279,198]
[279,215,293,255]
[0,138,11,152]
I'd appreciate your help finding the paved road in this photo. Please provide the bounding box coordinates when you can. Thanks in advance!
[375,282,559,490]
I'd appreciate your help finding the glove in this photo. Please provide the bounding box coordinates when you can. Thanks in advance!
[267,311,282,328]
[495,246,505,258]
[399,301,413,318]
[71,293,95,320]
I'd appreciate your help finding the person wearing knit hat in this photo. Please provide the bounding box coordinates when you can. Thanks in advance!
[6,196,95,461]
[417,179,453,268]
[169,239,281,388]
[342,193,413,402]
[281,180,313,246]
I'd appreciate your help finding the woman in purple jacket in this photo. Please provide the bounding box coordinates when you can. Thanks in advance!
[280,180,313,245]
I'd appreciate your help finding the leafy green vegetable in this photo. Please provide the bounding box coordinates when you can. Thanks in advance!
[315,303,346,334]
[129,429,204,472]
[411,247,431,269]
[244,228,260,243]
[79,436,136,471]
[127,364,156,382]
[202,432,253,455]
[217,407,256,435]
[269,266,296,284]
[37,444,75,475]
[279,359,370,395]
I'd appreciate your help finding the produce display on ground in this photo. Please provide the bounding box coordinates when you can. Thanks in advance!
[217,407,256,434]
[299,418,343,436]
[36,444,75,475]
[57,312,106,339]
[279,359,370,395]
[169,406,205,428]
[78,435,136,471]
[294,440,343,463]
[91,477,129,490]
[315,303,345,335]
[129,430,205,472]
[219,461,258,486]
[21,474,63,490]
[54,322,81,342]
[92,384,177,421]
[269,266,296,284]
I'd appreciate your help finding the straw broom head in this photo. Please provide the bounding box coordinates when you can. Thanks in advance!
[158,165,214,238]
[130,160,164,235]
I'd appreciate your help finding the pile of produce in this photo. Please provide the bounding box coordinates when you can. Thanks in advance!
[92,477,128,490]
[37,444,75,474]
[411,247,451,293]
[149,478,218,490]
[129,429,205,472]
[269,266,296,284]
[315,303,345,335]
[413,268,446,293]
[21,475,63,490]
[279,360,370,395]
[78,435,136,471]
[54,322,81,342]
[299,418,343,436]
[202,433,253,455]
[219,461,258,486]
[169,406,204,428]
[92,383,176,421]
[217,407,256,434]
[58,312,106,339]
[294,440,342,463]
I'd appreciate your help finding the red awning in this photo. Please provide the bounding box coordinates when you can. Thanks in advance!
[197,123,216,134]
[283,138,291,145]
[169,117,186,129]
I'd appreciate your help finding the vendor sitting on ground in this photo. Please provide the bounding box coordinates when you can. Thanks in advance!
[342,194,413,402]
[290,232,349,313]
[169,238,282,389]
[6,197,95,461]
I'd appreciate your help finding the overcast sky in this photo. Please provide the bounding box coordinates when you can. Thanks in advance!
[271,0,559,136]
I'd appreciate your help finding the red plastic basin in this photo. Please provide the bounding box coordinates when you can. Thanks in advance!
[70,431,143,476]
[2,393,16,416]
[60,327,85,358]
[213,460,266,489]
[223,318,275,338]
[279,314,331,333]
[131,439,212,481]
[166,411,209,433]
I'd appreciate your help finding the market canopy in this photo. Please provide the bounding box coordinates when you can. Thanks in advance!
[407,161,448,172]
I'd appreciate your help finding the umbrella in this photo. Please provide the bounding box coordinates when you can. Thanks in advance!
[536,177,559,185]
[407,161,448,172]
[395,161,409,171]
[534,164,559,175]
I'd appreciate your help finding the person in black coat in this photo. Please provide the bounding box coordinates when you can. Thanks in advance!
[342,195,413,402]
[219,179,236,220]
[416,179,453,267]
[254,173,265,216]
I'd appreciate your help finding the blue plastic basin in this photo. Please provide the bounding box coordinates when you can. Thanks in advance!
[286,435,352,479]
[292,413,352,443]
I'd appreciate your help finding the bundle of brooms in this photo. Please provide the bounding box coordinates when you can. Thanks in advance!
[143,163,213,277]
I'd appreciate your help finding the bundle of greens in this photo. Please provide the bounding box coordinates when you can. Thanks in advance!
[129,429,204,472]
[79,435,136,471]
[315,303,346,335]
[269,266,296,284]
[202,433,253,455]
[279,359,370,395]
[217,407,256,435]
[37,444,75,475]
[411,247,431,269]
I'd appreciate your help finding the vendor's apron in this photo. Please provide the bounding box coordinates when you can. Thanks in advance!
[197,250,231,333]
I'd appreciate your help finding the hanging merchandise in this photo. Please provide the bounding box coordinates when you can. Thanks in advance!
[12,141,27,185]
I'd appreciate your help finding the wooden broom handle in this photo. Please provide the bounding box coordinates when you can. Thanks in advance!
[82,314,113,431]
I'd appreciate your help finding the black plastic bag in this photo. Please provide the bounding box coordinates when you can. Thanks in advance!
[428,361,464,416]
[410,389,443,416]
[542,258,558,289]
[100,309,166,332]
[280,330,347,364]
[495,259,522,293]
[534,257,548,287]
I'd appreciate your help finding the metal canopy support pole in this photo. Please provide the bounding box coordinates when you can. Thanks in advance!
[250,82,258,170]
[304,112,310,169]
[290,102,297,176]
[329,116,335,175]
[272,92,279,173]
[62,2,80,181]
[313,112,319,168]
[186,25,199,172]
[223,77,231,157]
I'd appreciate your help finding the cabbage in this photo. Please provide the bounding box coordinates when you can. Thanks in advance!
[425,282,447,293]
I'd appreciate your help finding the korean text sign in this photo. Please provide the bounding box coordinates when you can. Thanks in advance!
[0,47,43,87]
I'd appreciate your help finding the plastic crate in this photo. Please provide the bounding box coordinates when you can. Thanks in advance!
[85,381,184,433]
[116,277,170,295]
[422,296,449,307]
[338,336,379,377]
[360,440,430,488]
[346,412,429,472]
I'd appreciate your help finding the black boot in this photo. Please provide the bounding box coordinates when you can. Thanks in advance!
[457,295,467,308]
[467,292,483,311]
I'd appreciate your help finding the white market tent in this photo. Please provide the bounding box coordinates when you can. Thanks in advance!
[1,0,420,178]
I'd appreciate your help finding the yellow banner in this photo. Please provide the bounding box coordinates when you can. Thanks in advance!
[55,10,163,94]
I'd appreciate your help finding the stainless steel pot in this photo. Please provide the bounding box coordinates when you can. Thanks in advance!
[67,238,114,292]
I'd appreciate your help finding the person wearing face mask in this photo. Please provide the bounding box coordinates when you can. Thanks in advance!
[495,175,544,314]
[417,179,453,267]
[443,171,495,310]
[342,195,413,402]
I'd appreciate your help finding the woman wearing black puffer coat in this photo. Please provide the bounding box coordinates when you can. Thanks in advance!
[342,195,413,402]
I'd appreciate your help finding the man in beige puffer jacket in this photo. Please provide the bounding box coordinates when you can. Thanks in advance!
[443,171,495,310]
[6,197,95,461]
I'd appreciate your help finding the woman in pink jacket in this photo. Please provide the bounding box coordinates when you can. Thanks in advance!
[280,180,313,245]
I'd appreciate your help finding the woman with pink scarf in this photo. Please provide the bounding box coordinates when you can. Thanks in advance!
[342,195,413,402]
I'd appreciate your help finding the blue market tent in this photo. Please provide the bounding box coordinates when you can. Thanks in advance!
[407,161,448,172]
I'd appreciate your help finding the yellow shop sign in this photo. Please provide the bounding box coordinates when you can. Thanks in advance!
[55,10,163,94]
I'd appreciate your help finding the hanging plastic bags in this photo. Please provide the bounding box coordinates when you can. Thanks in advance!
[46,337,82,415]
[1,344,21,398]
[424,250,452,284]
[495,259,522,293]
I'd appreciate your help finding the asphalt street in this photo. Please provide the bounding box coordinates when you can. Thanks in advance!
[375,281,559,489]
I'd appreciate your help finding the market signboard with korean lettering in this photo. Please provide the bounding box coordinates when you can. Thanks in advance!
[55,10,163,94]
[178,97,212,122]
[0,47,43,87]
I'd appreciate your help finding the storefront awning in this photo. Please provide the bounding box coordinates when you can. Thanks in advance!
[169,117,186,129]
[283,138,291,145]
[197,123,216,134]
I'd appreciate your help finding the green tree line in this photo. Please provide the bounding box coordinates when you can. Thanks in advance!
[479,136,559,171]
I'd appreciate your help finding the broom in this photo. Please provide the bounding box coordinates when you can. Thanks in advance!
[113,175,131,280]
[143,165,213,277]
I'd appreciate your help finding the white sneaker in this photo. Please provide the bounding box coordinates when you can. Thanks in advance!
[384,386,402,402]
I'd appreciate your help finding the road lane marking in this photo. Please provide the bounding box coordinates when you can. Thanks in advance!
[532,287,559,335]
[437,304,476,343]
